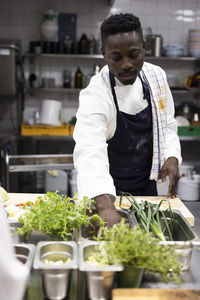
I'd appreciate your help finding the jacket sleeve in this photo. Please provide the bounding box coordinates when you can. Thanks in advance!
[73,81,116,200]
[164,83,182,165]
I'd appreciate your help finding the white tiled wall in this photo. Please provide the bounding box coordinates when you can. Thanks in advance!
[0,0,200,53]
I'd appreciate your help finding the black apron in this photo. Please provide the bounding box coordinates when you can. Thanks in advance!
[107,72,157,196]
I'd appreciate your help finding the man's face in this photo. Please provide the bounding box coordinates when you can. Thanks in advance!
[102,31,145,85]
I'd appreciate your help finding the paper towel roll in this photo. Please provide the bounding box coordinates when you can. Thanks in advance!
[40,99,62,126]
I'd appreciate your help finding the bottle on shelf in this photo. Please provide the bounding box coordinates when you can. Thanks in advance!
[78,33,89,54]
[191,113,200,126]
[74,67,83,89]
[63,70,71,88]
[84,64,100,88]
[29,61,38,89]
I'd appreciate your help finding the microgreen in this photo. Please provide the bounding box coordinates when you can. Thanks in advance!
[91,219,182,285]
[17,191,104,240]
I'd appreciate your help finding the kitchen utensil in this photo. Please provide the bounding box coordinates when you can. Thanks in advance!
[151,35,163,57]
[40,99,62,126]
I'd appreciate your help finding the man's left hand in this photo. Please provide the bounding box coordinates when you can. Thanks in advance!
[158,157,180,198]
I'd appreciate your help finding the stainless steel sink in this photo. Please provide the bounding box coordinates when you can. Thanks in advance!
[80,207,137,241]
[159,210,200,270]
[33,241,77,300]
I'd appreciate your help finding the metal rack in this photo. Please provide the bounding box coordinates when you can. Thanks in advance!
[1,151,74,191]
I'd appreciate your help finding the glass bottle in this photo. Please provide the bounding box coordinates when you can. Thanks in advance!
[78,33,89,54]
[74,67,83,89]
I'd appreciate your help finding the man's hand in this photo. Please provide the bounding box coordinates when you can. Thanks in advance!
[158,157,180,198]
[94,194,121,228]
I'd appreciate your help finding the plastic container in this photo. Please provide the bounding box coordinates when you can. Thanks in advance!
[45,170,68,195]
[176,176,200,201]
[40,10,58,42]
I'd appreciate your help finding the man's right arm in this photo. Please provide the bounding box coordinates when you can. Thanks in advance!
[94,194,121,227]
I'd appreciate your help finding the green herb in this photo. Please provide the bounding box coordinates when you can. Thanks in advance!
[91,219,182,285]
[17,191,104,240]
[120,193,175,241]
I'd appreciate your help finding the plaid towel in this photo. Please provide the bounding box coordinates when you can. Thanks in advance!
[140,62,168,180]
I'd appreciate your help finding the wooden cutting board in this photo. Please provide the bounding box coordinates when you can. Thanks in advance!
[5,193,44,206]
[112,288,200,300]
[114,196,194,227]
[4,193,194,227]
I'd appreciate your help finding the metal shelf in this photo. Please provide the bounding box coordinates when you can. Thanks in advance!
[179,136,200,141]
[30,87,81,93]
[25,53,199,62]
[26,53,103,59]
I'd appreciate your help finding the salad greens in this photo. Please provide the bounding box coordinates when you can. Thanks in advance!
[120,193,175,241]
[17,192,104,240]
[90,219,182,285]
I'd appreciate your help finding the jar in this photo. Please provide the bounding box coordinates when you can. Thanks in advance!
[40,10,58,41]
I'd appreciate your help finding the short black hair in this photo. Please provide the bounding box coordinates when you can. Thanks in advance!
[100,13,143,47]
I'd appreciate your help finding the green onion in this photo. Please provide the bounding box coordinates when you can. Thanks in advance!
[120,193,175,242]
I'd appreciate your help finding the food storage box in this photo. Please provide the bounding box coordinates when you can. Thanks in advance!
[79,241,123,300]
[33,241,77,300]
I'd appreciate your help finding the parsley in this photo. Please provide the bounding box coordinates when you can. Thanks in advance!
[17,192,104,241]
[91,219,183,285]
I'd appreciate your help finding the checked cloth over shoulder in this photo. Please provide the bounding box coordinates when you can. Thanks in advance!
[140,62,168,181]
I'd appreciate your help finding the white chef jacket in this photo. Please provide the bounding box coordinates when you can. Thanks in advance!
[73,63,182,200]
[0,195,29,300]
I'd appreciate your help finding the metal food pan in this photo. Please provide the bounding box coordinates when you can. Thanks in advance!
[14,243,35,271]
[79,241,123,300]
[8,220,25,243]
[33,241,78,300]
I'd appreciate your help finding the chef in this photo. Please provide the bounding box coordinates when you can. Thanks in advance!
[73,13,182,227]
[0,194,28,300]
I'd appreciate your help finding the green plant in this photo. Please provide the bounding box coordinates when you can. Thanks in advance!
[88,219,182,285]
[120,194,175,241]
[17,191,104,240]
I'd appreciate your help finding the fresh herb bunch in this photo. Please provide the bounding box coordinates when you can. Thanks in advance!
[17,192,104,240]
[120,194,175,241]
[90,219,182,285]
